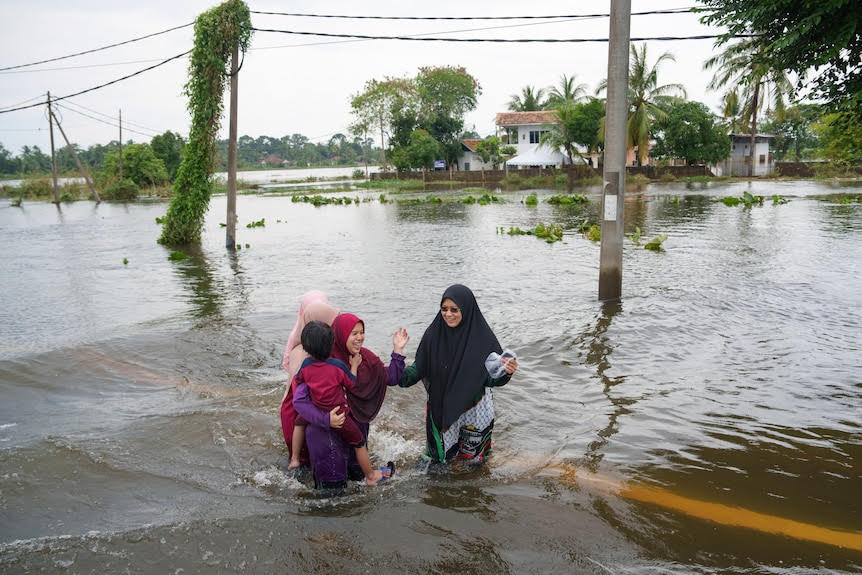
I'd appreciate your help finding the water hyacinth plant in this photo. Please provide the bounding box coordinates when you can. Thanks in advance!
[644,234,668,251]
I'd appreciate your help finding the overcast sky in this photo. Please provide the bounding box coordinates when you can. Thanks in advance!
[0,1,728,155]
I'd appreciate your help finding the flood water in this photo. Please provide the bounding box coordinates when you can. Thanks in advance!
[0,179,860,574]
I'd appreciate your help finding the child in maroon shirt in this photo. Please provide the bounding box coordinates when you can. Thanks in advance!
[291,320,386,485]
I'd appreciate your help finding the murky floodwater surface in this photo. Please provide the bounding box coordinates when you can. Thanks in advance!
[0,179,860,573]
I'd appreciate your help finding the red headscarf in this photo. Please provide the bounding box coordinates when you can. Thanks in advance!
[331,313,388,423]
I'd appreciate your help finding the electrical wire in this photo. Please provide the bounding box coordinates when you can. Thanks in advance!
[0,51,190,115]
[249,8,694,20]
[0,58,179,75]
[0,92,48,111]
[54,103,160,138]
[251,28,750,43]
[0,22,193,72]
[60,99,164,133]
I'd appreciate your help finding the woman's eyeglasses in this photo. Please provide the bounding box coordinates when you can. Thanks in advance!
[440,306,461,314]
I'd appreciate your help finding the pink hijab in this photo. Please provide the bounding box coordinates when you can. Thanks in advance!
[284,300,340,385]
[282,290,329,372]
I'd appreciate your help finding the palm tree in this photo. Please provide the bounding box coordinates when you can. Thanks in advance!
[721,90,744,133]
[597,44,686,165]
[507,85,547,111]
[705,38,794,176]
[546,74,588,108]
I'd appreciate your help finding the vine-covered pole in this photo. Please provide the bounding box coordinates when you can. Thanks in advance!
[226,44,239,250]
[158,0,252,246]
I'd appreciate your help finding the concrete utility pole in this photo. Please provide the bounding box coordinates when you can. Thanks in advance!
[598,0,630,302]
[226,44,239,250]
[47,92,59,203]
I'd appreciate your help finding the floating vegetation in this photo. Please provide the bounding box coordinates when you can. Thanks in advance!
[630,226,641,245]
[834,196,855,204]
[155,216,166,224]
[502,223,564,243]
[236,244,242,250]
[644,234,668,251]
[246,218,265,228]
[291,194,357,206]
[123,258,129,265]
[670,196,680,205]
[245,243,250,248]
[722,191,765,208]
[547,194,588,205]
[584,224,601,242]
[524,193,538,206]
[772,194,789,205]
[168,251,188,261]
[379,193,388,204]
[462,193,500,205]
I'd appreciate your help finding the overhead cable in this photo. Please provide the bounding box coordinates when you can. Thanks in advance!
[251,28,752,43]
[0,22,193,72]
[54,103,160,138]
[0,51,190,115]
[249,8,694,20]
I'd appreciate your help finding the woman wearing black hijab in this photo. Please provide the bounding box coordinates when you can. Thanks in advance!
[400,284,518,463]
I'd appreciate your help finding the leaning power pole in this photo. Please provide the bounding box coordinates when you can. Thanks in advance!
[49,107,101,204]
[47,92,59,203]
[598,0,630,302]
[118,109,123,183]
[225,44,239,250]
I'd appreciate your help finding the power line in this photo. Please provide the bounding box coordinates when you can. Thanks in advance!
[0,51,190,115]
[0,22,193,72]
[0,58,176,75]
[60,99,164,133]
[251,28,749,43]
[0,92,48,111]
[54,103,160,138]
[249,8,694,20]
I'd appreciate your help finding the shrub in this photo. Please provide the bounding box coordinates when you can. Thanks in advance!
[103,179,139,201]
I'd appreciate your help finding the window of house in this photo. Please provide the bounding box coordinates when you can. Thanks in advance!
[464,162,471,171]
[759,154,766,164]
[529,130,540,143]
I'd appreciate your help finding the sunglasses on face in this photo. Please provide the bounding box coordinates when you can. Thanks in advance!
[440,306,461,314]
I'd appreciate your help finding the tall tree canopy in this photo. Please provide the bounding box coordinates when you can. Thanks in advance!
[697,0,861,122]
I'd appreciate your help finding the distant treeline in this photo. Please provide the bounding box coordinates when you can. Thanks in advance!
[0,131,384,179]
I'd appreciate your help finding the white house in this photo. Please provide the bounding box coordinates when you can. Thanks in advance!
[458,139,495,171]
[495,111,567,168]
[712,133,775,176]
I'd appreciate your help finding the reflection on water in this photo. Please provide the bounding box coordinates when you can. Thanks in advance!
[1,180,860,573]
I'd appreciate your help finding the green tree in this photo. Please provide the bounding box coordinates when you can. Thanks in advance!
[705,37,794,175]
[652,101,730,165]
[405,129,439,171]
[0,143,18,174]
[507,85,546,111]
[103,143,169,187]
[350,78,414,170]
[625,44,687,164]
[812,111,862,163]
[18,145,51,174]
[474,136,515,169]
[697,0,861,123]
[415,66,481,169]
[545,74,588,108]
[761,104,821,161]
[150,131,185,180]
[720,90,744,133]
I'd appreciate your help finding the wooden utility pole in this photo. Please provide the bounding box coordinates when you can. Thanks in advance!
[47,92,59,203]
[598,0,630,302]
[118,109,123,183]
[49,108,100,204]
[225,44,239,250]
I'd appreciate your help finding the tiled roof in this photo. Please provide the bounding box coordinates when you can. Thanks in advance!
[495,111,558,126]
[461,139,481,152]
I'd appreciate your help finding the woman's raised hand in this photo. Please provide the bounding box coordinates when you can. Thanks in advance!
[349,352,362,374]
[392,327,409,355]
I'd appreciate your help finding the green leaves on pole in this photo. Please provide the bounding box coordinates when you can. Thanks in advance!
[158,0,252,246]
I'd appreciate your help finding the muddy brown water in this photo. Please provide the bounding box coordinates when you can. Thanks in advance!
[0,179,860,573]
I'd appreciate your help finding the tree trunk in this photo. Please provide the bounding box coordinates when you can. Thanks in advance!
[749,83,760,178]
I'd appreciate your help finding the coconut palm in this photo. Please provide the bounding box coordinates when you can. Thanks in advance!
[705,37,794,176]
[721,89,744,133]
[597,43,686,165]
[545,74,588,108]
[507,85,547,111]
